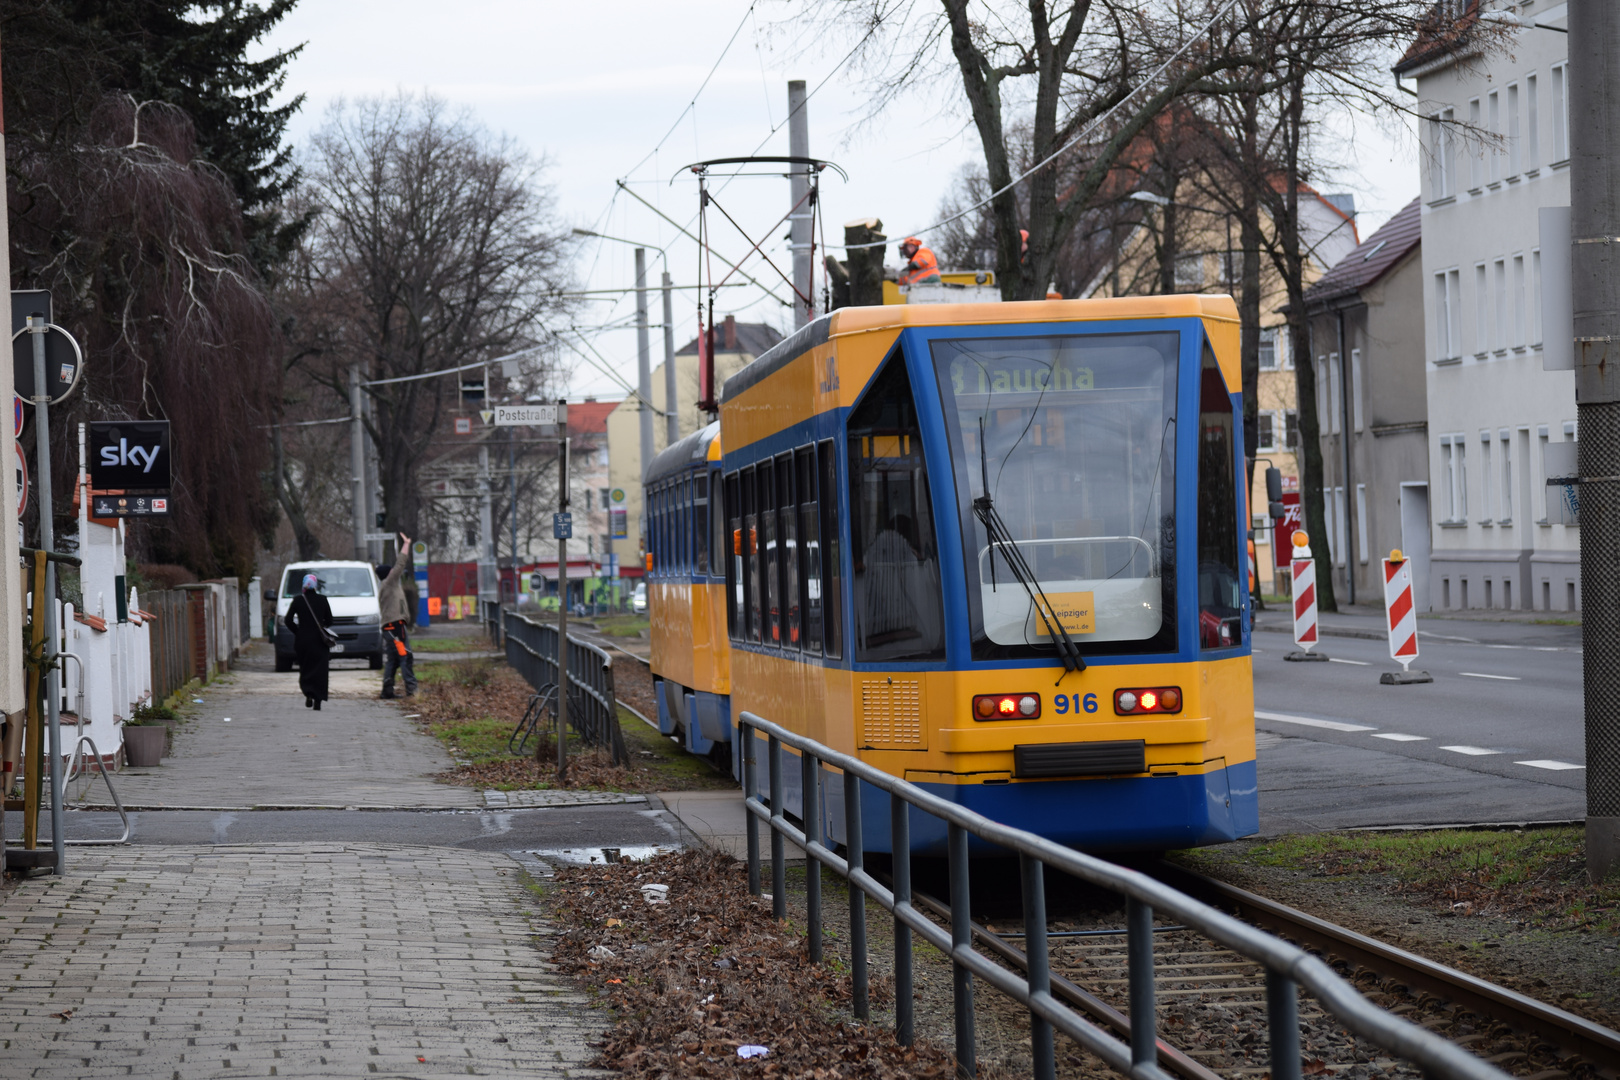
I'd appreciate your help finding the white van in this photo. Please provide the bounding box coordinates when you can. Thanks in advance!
[272,561,384,671]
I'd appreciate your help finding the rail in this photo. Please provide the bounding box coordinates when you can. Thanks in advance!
[502,608,628,765]
[737,710,1510,1080]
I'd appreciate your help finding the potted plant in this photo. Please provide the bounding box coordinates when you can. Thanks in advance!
[122,702,174,768]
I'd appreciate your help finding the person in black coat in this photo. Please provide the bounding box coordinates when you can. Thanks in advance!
[286,572,334,710]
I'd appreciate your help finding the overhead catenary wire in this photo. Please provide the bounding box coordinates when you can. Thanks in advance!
[841,0,1245,249]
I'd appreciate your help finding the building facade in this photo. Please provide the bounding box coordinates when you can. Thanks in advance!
[1397,0,1579,612]
[1303,198,1432,606]
[1088,180,1360,591]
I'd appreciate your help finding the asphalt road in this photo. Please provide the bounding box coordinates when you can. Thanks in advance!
[1251,617,1588,833]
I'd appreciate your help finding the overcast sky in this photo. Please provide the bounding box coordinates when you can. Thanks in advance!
[262,1,1421,401]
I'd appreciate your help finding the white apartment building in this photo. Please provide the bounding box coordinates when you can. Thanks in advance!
[1395,0,1579,612]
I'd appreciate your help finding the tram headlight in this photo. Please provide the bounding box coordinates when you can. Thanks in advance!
[1114,687,1183,715]
[972,693,1039,721]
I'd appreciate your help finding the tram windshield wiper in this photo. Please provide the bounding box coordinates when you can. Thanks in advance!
[973,418,1086,683]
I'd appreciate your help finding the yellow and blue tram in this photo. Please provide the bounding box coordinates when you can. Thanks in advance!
[644,295,1257,852]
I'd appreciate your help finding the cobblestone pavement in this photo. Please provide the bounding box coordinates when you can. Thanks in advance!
[0,844,610,1078]
[105,649,478,811]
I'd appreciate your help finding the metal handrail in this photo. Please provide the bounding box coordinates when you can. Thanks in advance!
[737,710,1508,1080]
[502,609,627,765]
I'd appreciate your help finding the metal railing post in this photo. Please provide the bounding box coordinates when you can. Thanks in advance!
[1021,853,1056,1080]
[892,792,914,1046]
[948,822,976,1080]
[744,719,760,896]
[768,734,786,921]
[844,772,869,1021]
[1268,972,1303,1080]
[802,746,822,964]
[1127,896,1157,1072]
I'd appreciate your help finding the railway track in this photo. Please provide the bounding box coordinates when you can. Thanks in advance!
[903,866,1619,1080]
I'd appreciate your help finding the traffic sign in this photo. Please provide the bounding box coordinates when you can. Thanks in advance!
[493,404,561,427]
[552,512,573,539]
[13,395,26,440]
[12,323,83,406]
[15,441,26,517]
[454,417,472,434]
[363,532,393,542]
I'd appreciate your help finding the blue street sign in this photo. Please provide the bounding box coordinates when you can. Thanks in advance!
[552,512,573,539]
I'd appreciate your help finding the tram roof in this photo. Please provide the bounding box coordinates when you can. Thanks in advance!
[645,419,721,485]
[723,294,1241,405]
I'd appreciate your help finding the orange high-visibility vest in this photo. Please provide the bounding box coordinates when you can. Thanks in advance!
[898,246,942,286]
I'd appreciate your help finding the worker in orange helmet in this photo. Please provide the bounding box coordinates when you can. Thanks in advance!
[897,237,942,287]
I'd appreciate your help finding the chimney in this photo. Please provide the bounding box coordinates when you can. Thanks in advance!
[724,314,737,350]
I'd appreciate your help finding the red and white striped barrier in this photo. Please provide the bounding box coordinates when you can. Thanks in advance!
[1384,552,1419,671]
[1290,531,1319,654]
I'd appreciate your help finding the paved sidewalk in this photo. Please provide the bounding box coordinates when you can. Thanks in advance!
[0,843,608,1078]
[106,647,478,810]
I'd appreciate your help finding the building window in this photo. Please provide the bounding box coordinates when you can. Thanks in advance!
[599,487,611,510]
[1488,91,1501,183]
[1435,270,1462,360]
[1355,484,1369,565]
[1331,486,1347,568]
[1440,434,1468,522]
[1256,411,1279,453]
[1527,74,1540,169]
[1507,83,1521,177]
[1284,409,1299,450]
[1513,255,1527,348]
[1327,352,1342,435]
[1350,348,1364,433]
[1174,253,1205,290]
[1538,424,1550,522]
[1428,110,1456,198]
[1479,430,1494,522]
[1493,259,1508,351]
[1500,429,1514,523]
[1468,97,1483,188]
[1531,248,1543,345]
[1474,263,1489,355]
[1552,64,1568,162]
[1258,327,1278,370]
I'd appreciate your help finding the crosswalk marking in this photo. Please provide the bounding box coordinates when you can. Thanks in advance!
[1515,759,1584,771]
[1254,710,1375,732]
[1371,733,1428,742]
[1440,745,1500,756]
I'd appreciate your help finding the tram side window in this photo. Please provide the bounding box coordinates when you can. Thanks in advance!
[776,453,800,651]
[818,440,842,659]
[648,486,659,574]
[795,447,822,655]
[695,474,710,576]
[679,477,691,573]
[758,465,780,646]
[726,472,743,638]
[742,467,760,642]
[711,470,725,582]
[1198,341,1243,650]
[847,354,946,662]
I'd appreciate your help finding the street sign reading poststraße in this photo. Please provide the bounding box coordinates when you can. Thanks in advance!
[88,420,172,491]
[494,404,561,426]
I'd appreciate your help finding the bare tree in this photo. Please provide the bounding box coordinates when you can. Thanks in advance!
[8,95,281,575]
[294,93,573,540]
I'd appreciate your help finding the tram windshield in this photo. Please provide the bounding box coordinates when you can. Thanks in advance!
[932,330,1179,654]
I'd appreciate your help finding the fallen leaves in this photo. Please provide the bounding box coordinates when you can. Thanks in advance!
[549,849,960,1078]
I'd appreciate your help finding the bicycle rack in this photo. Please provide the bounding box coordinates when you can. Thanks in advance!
[56,735,131,844]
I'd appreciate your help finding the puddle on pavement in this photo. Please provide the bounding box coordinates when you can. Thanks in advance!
[528,844,681,865]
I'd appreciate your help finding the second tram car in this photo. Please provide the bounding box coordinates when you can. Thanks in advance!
[645,295,1257,852]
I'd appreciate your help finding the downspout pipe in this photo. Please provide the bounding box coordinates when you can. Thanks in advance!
[1337,309,1355,606]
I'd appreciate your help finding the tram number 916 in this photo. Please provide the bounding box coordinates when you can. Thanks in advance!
[1052,693,1099,715]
